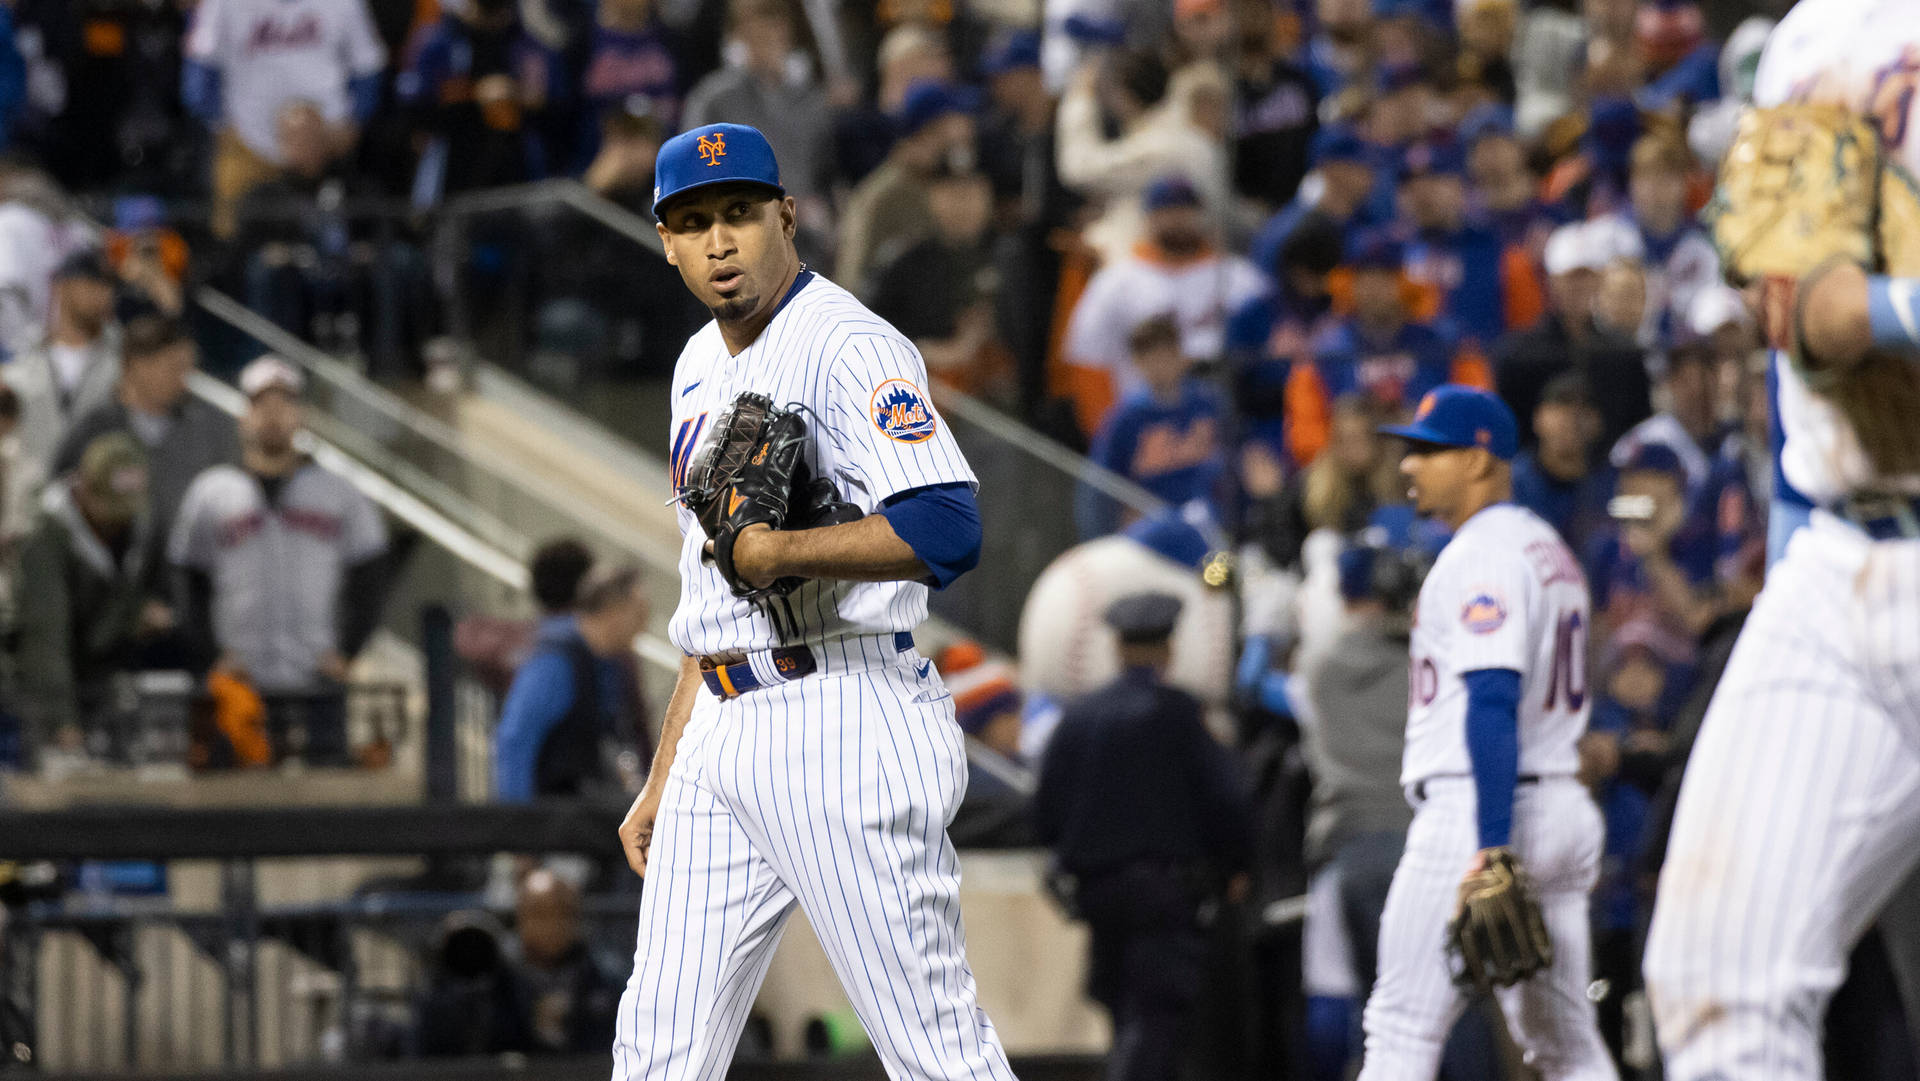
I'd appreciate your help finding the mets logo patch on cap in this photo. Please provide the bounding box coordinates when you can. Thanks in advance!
[697,131,727,165]
[870,379,937,443]
[1415,392,1438,420]
[1461,592,1507,634]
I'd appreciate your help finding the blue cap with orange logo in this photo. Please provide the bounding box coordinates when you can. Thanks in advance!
[652,123,785,218]
[1379,385,1519,460]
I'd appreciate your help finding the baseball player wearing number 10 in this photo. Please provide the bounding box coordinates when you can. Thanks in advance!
[1358,386,1616,1081]
[609,124,1015,1081]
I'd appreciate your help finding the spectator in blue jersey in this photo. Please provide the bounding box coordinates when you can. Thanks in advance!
[1283,230,1491,468]
[1394,137,1534,350]
[1609,341,1742,506]
[1462,105,1558,269]
[397,0,566,199]
[1633,0,1720,113]
[1247,125,1380,283]
[1512,372,1615,559]
[1302,0,1376,97]
[1578,615,1694,1065]
[582,0,683,156]
[1587,442,1735,645]
[1591,134,1720,346]
[493,562,651,802]
[1226,215,1342,457]
[1081,315,1223,537]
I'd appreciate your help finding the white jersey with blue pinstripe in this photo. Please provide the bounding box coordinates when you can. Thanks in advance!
[1402,504,1590,786]
[664,270,976,655]
[1643,8,1920,1080]
[1753,0,1920,503]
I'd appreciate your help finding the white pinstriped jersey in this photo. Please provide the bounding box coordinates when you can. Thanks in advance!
[1402,504,1589,785]
[1754,0,1920,501]
[665,270,977,655]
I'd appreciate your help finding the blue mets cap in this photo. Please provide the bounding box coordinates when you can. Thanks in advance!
[1397,138,1466,182]
[981,30,1041,76]
[1379,385,1519,460]
[897,81,983,138]
[1343,228,1404,271]
[1620,441,1685,478]
[652,123,785,217]
[1142,173,1202,211]
[1311,125,1368,167]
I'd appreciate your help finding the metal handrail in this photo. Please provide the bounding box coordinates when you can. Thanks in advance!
[193,287,684,578]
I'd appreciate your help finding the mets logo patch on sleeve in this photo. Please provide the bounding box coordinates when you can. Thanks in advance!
[1460,592,1507,634]
[870,379,937,443]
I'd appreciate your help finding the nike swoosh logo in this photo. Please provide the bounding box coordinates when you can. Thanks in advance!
[915,660,932,679]
[680,381,703,397]
[728,490,745,515]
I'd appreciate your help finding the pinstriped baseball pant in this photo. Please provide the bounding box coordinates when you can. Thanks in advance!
[610,654,1017,1081]
[1357,777,1617,1081]
[1645,516,1920,1081]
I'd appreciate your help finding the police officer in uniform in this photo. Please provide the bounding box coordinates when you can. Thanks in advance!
[1034,591,1255,1081]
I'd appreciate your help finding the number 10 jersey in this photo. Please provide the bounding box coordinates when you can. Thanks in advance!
[1403,503,1592,787]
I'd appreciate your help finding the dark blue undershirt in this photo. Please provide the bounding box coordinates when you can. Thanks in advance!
[880,482,981,589]
[1463,666,1522,850]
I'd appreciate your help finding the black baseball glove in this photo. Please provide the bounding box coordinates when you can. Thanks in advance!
[1446,847,1554,992]
[678,392,860,601]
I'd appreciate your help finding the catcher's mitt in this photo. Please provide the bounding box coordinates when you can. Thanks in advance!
[1446,848,1553,992]
[679,392,860,602]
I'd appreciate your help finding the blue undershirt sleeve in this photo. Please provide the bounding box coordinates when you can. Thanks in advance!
[347,73,382,127]
[182,61,223,126]
[878,481,981,590]
[493,652,575,802]
[1462,667,1523,850]
[1866,275,1920,350]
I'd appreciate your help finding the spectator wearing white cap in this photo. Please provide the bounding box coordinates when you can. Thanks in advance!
[168,355,389,764]
[1492,220,1651,450]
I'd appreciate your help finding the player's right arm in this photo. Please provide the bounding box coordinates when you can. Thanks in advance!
[619,655,701,877]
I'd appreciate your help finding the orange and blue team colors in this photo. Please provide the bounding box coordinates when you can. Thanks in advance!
[698,131,726,164]
[1283,318,1492,467]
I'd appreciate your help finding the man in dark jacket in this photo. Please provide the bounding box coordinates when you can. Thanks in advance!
[1035,591,1253,1081]
[493,562,650,801]
[1494,221,1651,450]
[13,432,153,764]
[53,315,238,573]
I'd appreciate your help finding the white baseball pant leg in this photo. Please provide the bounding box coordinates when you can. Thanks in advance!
[1645,519,1920,1081]
[1358,778,1616,1081]
[612,658,1018,1081]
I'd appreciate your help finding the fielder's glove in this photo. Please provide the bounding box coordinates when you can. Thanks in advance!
[1706,104,1881,288]
[678,392,860,601]
[1446,847,1554,992]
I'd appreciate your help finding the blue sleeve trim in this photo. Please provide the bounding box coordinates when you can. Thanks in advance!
[182,61,223,126]
[1867,275,1920,350]
[347,73,382,126]
[1462,667,1522,850]
[492,650,575,802]
[879,481,981,590]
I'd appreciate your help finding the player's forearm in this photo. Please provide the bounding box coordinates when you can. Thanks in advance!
[1642,555,1720,636]
[645,657,704,789]
[735,516,928,585]
[1798,261,1920,373]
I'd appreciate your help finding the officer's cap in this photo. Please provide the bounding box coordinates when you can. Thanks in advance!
[1104,591,1183,644]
